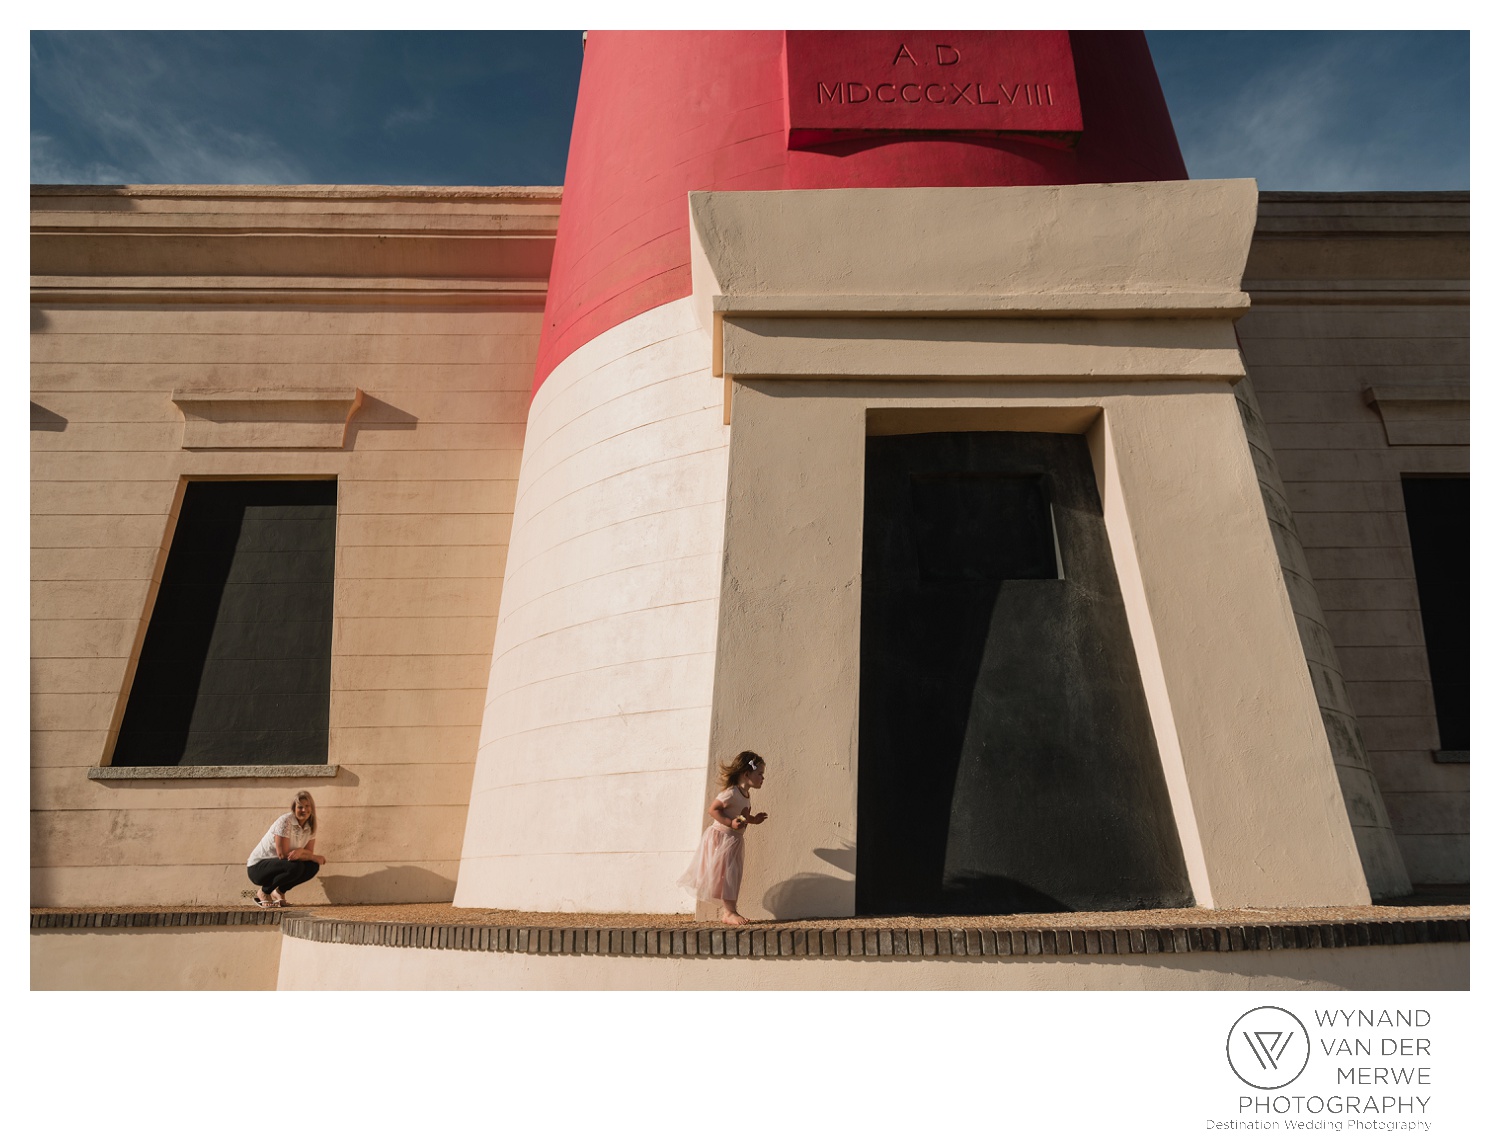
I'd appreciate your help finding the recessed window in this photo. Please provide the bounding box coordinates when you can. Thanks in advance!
[860,433,1191,916]
[111,480,336,766]
[1400,475,1468,751]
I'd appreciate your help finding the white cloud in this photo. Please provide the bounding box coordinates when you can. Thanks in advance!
[31,132,130,184]
[1171,36,1466,191]
[31,34,311,185]
[383,98,437,133]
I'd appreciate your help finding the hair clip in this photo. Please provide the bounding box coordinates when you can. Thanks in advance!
[746,758,758,771]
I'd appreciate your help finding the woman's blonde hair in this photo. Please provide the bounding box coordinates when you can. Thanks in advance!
[291,790,317,834]
[717,750,766,790]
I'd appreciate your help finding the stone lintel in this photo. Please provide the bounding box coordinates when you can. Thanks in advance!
[173,388,364,450]
[1364,384,1470,447]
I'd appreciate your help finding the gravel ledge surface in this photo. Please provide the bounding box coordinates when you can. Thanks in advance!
[33,900,1471,959]
[31,899,1469,928]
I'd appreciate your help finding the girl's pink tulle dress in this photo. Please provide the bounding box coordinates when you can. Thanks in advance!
[679,785,751,901]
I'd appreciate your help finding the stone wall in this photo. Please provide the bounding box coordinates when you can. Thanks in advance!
[30,186,559,906]
[1239,193,1469,885]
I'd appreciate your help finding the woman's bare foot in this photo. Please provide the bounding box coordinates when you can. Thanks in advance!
[269,891,287,907]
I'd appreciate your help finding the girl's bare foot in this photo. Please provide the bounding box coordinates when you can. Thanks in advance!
[721,911,749,926]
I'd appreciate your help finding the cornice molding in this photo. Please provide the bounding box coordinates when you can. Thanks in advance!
[689,181,1257,417]
[30,183,562,201]
[30,275,549,308]
[31,186,560,303]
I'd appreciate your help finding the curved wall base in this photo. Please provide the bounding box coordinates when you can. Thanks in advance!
[457,298,729,913]
[276,927,1468,991]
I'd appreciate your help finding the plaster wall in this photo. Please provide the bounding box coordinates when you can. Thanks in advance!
[275,935,1468,990]
[30,187,557,906]
[1239,194,1469,884]
[31,926,283,990]
[455,298,729,912]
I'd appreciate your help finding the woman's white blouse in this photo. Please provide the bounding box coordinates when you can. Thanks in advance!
[246,812,313,866]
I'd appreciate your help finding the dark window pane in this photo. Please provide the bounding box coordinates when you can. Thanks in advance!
[1401,476,1468,751]
[112,480,336,766]
[909,474,1058,583]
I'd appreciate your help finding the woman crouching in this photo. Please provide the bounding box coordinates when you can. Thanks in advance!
[246,790,325,908]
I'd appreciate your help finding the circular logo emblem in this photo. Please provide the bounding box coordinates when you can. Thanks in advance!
[1226,1006,1311,1089]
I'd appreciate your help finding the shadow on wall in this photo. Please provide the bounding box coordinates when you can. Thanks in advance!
[319,866,457,905]
[30,401,66,431]
[346,395,417,443]
[760,844,857,918]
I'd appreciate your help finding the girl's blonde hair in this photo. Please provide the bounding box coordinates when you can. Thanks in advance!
[291,790,317,834]
[717,750,765,790]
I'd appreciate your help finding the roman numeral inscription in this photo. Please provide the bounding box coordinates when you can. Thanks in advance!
[784,31,1083,149]
[815,81,1056,106]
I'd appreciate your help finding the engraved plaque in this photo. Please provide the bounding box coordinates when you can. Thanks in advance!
[784,31,1082,149]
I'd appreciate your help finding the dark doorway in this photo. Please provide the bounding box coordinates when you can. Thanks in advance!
[856,431,1192,915]
[112,480,337,766]
[1400,475,1469,751]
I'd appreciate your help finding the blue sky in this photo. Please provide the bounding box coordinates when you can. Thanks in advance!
[30,30,1469,190]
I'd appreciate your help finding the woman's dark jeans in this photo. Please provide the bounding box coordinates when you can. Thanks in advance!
[247,858,320,898]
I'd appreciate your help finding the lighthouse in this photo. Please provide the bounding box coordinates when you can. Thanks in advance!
[454,31,1405,919]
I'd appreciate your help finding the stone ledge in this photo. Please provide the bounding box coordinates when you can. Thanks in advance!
[31,910,284,930]
[276,915,1469,959]
[712,290,1252,319]
[87,765,340,780]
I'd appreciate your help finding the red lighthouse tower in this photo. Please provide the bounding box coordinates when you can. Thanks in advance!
[535,31,1188,393]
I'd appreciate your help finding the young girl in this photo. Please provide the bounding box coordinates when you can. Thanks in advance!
[679,750,769,925]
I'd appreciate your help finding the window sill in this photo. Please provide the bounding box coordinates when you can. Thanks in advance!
[1432,751,1469,765]
[87,765,340,781]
